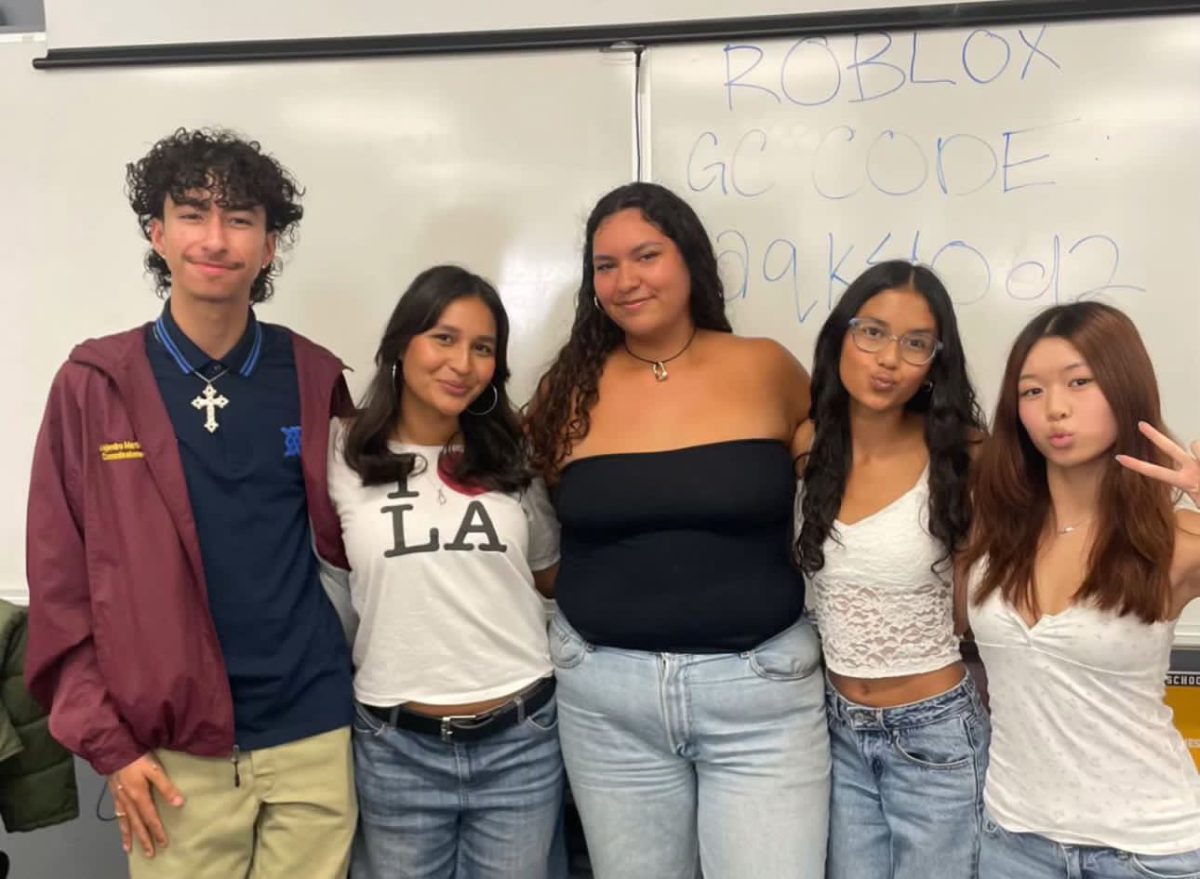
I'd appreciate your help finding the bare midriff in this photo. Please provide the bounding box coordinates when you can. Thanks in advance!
[828,661,966,707]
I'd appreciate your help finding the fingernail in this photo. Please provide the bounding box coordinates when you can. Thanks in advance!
[172,796,184,806]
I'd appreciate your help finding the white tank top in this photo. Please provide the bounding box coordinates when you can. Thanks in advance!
[969,571,1200,854]
[802,465,961,678]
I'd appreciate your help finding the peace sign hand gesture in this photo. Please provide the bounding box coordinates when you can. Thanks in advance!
[1115,421,1200,508]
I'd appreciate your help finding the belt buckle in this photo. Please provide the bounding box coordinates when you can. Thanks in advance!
[439,714,479,743]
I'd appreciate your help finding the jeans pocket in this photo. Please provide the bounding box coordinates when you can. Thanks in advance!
[352,702,386,737]
[746,619,822,681]
[524,694,559,733]
[891,715,974,770]
[1127,849,1200,879]
[549,614,588,669]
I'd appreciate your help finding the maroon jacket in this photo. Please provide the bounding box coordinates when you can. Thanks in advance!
[24,324,353,776]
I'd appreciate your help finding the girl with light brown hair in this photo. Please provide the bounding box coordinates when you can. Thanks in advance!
[961,301,1200,879]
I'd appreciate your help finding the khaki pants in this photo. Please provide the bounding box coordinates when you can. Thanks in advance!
[129,726,356,879]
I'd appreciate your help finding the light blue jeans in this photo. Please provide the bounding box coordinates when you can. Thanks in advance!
[549,611,830,879]
[980,812,1200,879]
[350,695,566,879]
[826,671,990,879]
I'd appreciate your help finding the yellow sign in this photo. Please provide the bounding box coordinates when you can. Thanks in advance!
[1165,671,1200,770]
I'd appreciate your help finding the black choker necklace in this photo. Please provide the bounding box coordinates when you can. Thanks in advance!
[623,328,698,382]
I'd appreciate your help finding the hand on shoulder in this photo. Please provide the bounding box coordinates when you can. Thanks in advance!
[1175,509,1200,605]
[791,418,815,474]
[966,426,988,463]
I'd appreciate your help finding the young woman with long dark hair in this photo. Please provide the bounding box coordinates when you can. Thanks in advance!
[795,260,990,879]
[529,183,828,879]
[963,302,1200,879]
[329,265,564,879]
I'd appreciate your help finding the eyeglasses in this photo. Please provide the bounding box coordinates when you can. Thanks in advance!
[847,318,942,366]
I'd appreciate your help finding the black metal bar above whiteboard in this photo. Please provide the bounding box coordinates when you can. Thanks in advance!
[32,0,1200,69]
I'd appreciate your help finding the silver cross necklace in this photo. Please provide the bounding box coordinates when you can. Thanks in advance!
[191,367,230,433]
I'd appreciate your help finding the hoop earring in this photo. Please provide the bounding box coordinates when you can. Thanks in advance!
[466,384,499,416]
[593,295,603,311]
[390,361,400,392]
[922,379,934,392]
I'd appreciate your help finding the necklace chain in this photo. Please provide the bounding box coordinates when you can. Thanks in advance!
[197,366,228,384]
[623,328,698,382]
[1056,516,1090,535]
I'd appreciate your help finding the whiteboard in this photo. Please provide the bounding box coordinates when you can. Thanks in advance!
[0,38,633,604]
[43,0,1010,50]
[644,17,1200,642]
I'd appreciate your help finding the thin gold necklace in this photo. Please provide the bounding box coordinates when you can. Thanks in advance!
[1056,517,1091,535]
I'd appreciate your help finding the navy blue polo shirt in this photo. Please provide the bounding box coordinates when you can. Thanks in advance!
[146,301,353,750]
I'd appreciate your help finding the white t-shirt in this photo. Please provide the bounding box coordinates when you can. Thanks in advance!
[328,418,560,706]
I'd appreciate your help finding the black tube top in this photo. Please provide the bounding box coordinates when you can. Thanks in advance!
[553,439,805,652]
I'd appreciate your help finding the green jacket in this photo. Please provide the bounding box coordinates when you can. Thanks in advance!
[0,599,78,831]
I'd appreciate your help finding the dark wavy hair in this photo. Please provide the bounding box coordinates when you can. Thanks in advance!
[797,260,984,575]
[342,264,530,493]
[528,182,733,475]
[125,127,304,303]
[964,303,1174,622]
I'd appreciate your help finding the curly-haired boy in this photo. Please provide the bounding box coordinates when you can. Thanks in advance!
[25,128,357,878]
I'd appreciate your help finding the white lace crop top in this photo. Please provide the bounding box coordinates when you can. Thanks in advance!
[800,465,961,678]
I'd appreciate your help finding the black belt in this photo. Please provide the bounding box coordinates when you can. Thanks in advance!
[362,677,555,743]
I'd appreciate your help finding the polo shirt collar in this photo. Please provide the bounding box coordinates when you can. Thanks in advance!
[152,299,263,377]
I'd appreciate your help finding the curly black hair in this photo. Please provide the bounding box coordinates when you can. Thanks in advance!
[527,182,732,476]
[796,260,985,575]
[125,127,304,303]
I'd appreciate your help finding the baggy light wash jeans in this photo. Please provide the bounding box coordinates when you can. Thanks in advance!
[825,671,990,879]
[550,612,830,879]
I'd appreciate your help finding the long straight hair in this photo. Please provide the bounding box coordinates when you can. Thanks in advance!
[963,302,1175,622]
[796,260,984,575]
[342,265,529,492]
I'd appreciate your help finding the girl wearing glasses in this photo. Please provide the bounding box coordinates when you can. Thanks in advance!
[963,302,1200,879]
[794,260,989,879]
